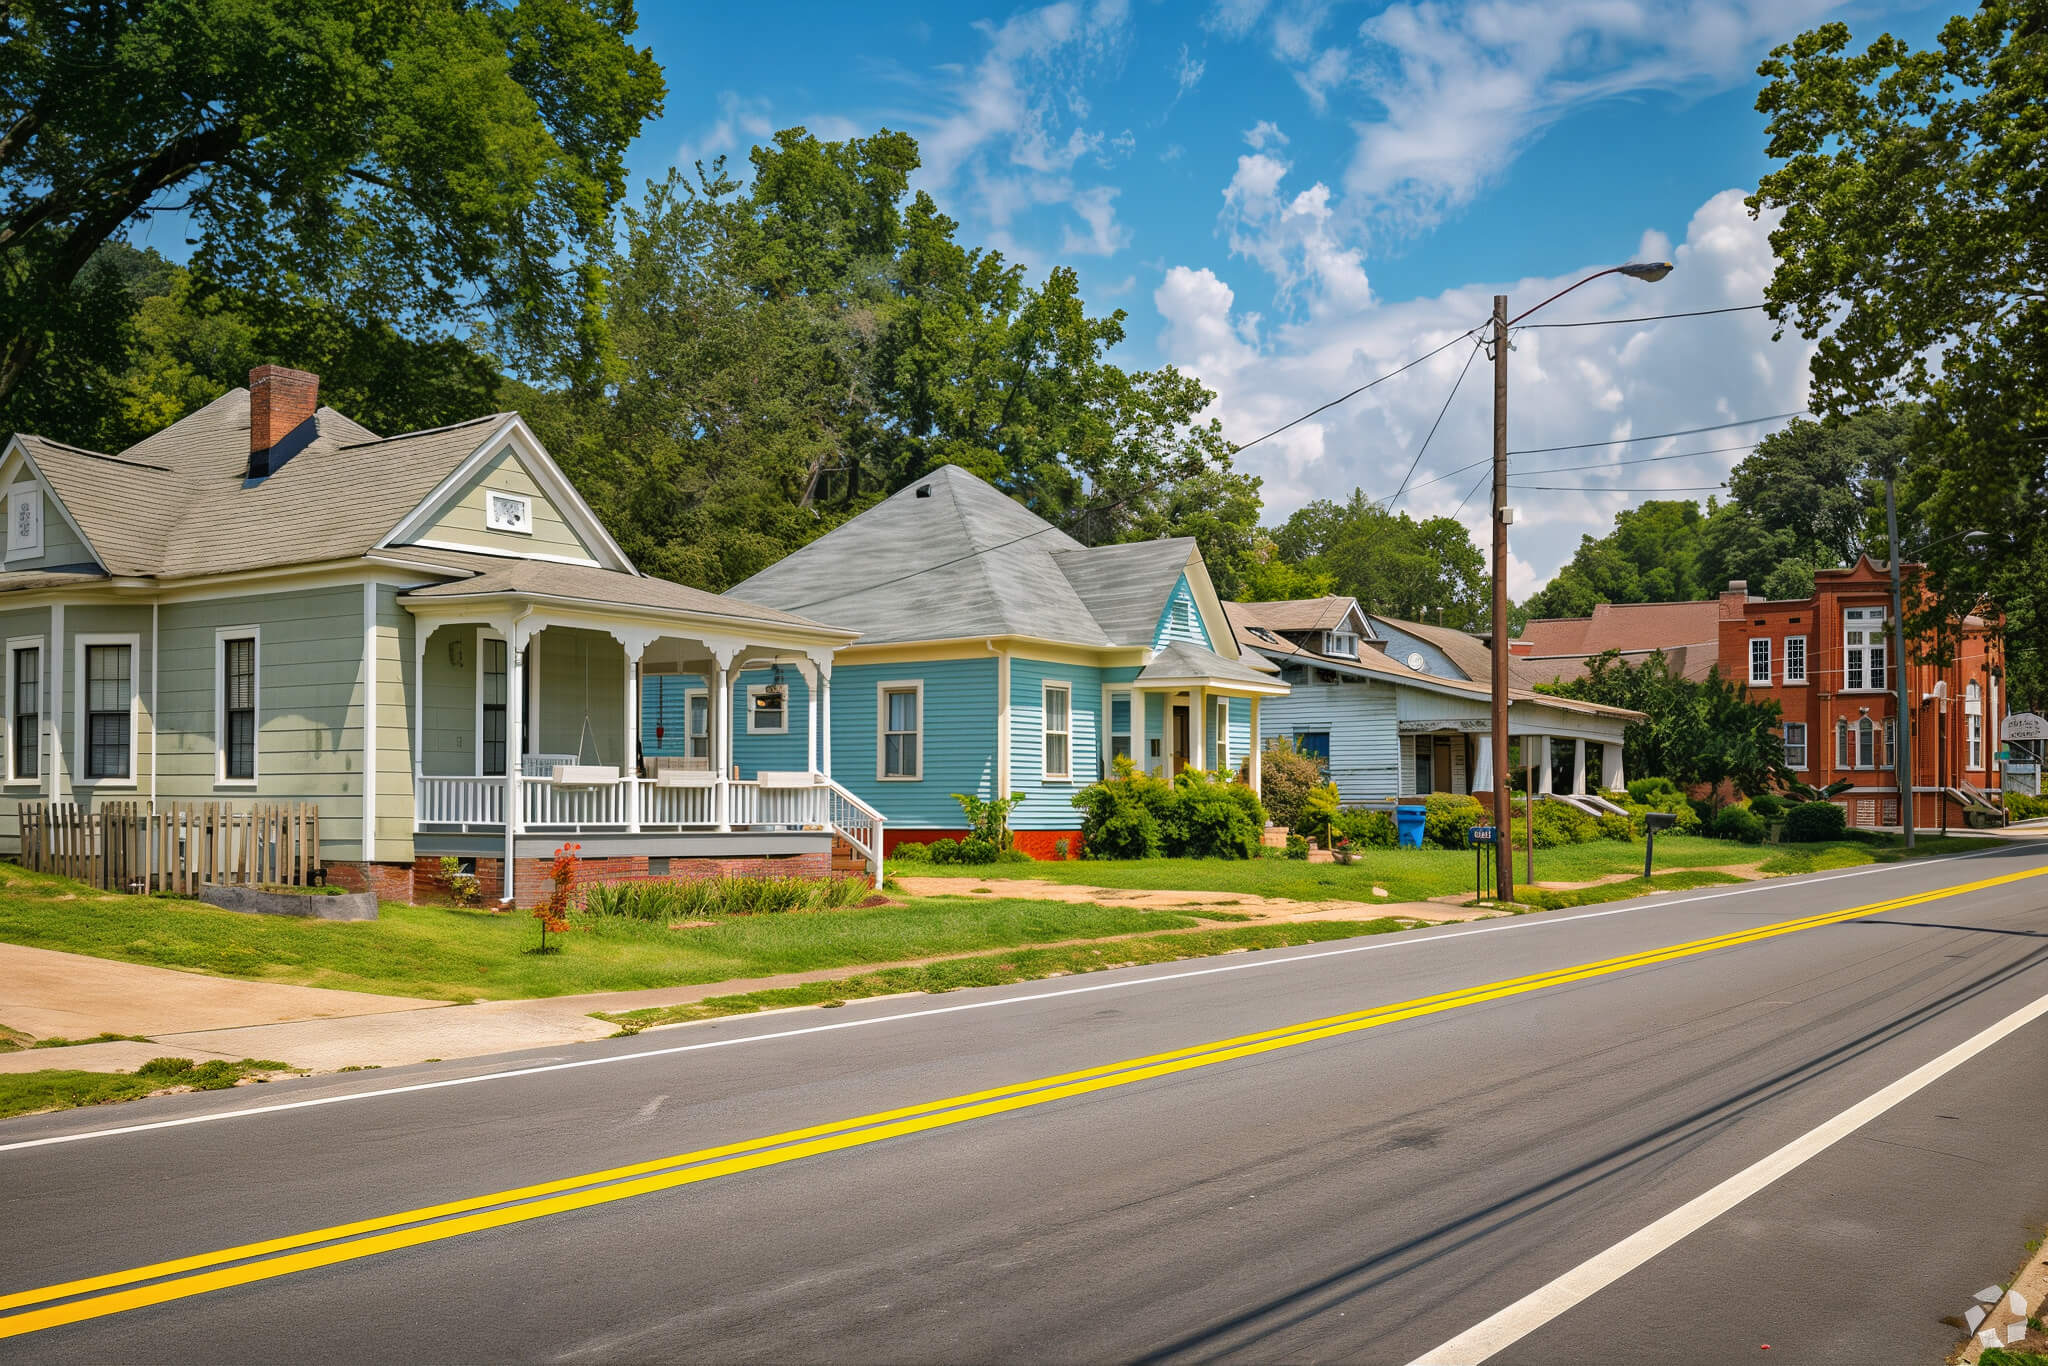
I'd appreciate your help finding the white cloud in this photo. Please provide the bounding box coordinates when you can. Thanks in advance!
[675,91,776,173]
[1220,150,1372,314]
[1175,44,1207,98]
[1062,185,1131,255]
[1158,189,1816,595]
[1243,119,1289,150]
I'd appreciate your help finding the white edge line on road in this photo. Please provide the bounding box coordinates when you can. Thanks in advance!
[0,842,2026,1157]
[1406,983,2048,1365]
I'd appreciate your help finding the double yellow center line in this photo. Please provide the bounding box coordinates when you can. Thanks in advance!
[4,861,2041,1341]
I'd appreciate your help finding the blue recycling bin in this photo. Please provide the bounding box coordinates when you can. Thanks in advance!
[1395,804,1427,849]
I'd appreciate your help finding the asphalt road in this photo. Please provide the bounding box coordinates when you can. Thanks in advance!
[6,841,2048,1364]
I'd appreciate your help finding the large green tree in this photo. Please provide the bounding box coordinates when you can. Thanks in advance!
[1751,5,2048,704]
[1520,500,1711,620]
[1269,491,1489,627]
[1542,652,1788,800]
[535,132,1250,590]
[0,0,665,410]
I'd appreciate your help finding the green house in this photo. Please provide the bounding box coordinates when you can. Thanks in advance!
[0,366,876,902]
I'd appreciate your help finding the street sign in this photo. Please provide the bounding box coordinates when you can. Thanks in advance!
[2003,712,2048,742]
[1467,825,1500,845]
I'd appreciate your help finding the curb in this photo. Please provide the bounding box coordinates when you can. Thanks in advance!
[1955,1231,2048,1362]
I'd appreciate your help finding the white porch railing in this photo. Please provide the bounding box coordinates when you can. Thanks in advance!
[415,771,886,884]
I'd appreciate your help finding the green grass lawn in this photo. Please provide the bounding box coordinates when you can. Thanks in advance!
[0,1057,298,1119]
[0,863,1247,1003]
[899,832,2000,903]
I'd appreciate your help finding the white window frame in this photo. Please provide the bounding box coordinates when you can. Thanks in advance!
[685,687,710,760]
[1042,681,1071,782]
[1783,635,1807,685]
[483,488,533,535]
[1106,688,1133,770]
[877,680,923,781]
[1969,711,1984,771]
[1882,717,1896,770]
[213,625,260,786]
[1749,637,1771,686]
[1326,631,1357,658]
[6,485,43,560]
[1783,721,1807,771]
[1212,696,1231,772]
[1835,718,1850,769]
[476,629,507,778]
[5,634,43,786]
[1856,717,1875,769]
[73,632,140,788]
[1843,608,1887,692]
[746,681,789,735]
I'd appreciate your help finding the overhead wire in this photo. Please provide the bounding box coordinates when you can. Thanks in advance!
[1385,338,1485,507]
[1508,411,1809,456]
[1516,303,1771,329]
[1231,326,1483,454]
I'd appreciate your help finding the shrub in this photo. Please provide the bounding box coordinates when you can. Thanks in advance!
[891,841,931,863]
[953,791,1025,851]
[1421,793,1488,849]
[1334,808,1396,848]
[1297,782,1342,846]
[1747,792,1788,820]
[1259,736,1325,830]
[437,855,481,907]
[1595,811,1635,843]
[1627,776,1688,805]
[579,874,865,921]
[1710,803,1767,844]
[1785,801,1848,842]
[957,837,1000,864]
[1163,769,1266,859]
[1529,800,1600,848]
[1284,833,1310,859]
[1053,838,1071,860]
[926,838,963,864]
[2006,791,2048,820]
[1687,798,1715,826]
[1071,757,1168,859]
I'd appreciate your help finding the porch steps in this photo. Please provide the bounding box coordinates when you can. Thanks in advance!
[830,835,868,879]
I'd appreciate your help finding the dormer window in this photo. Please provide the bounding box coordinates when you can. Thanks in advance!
[1326,631,1357,658]
[485,490,533,535]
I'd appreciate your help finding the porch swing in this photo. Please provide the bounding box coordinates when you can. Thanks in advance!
[549,643,622,787]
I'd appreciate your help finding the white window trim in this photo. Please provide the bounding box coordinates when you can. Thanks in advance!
[72,632,140,788]
[1968,711,1984,771]
[1749,637,1771,686]
[213,625,260,787]
[5,634,43,786]
[877,679,923,782]
[746,681,790,735]
[685,686,710,759]
[1843,610,1888,693]
[1782,635,1807,686]
[483,488,534,535]
[1212,696,1231,772]
[1042,681,1072,782]
[1783,721,1807,771]
[1326,631,1357,659]
[475,629,510,778]
[1105,687,1134,773]
[6,485,43,561]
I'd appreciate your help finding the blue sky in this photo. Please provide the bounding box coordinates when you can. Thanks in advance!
[628,0,1963,592]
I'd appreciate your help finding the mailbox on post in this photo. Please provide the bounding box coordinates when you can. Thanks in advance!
[1642,811,1678,880]
[1467,824,1501,901]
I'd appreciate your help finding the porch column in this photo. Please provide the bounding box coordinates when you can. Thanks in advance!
[818,659,833,779]
[1249,697,1263,800]
[1190,687,1207,775]
[411,623,430,801]
[800,659,819,775]
[709,642,739,832]
[1601,741,1625,792]
[1535,735,1552,795]
[501,617,532,905]
[1572,738,1587,795]
[1473,735,1494,792]
[611,629,658,835]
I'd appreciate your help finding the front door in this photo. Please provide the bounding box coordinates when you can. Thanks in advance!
[1172,705,1191,774]
[1433,738,1453,793]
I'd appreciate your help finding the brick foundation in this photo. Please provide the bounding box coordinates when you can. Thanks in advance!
[1010,829,1084,860]
[414,851,838,908]
[322,861,417,902]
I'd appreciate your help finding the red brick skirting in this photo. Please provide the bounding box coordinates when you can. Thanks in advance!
[884,828,1083,860]
[418,851,837,908]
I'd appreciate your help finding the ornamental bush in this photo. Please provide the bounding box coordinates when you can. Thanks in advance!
[1259,737,1325,830]
[1747,792,1789,821]
[1626,777,1689,806]
[1785,801,1848,842]
[1595,811,1635,843]
[1421,793,1488,849]
[2005,792,2048,820]
[1529,800,1600,849]
[1163,769,1266,859]
[1334,808,1396,848]
[1710,803,1767,844]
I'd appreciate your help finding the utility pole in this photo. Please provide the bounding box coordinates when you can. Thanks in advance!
[1888,477,1914,847]
[1491,294,1513,903]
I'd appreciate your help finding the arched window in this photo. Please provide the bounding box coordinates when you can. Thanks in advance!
[1836,718,1851,768]
[1967,680,1984,769]
[1857,717,1875,769]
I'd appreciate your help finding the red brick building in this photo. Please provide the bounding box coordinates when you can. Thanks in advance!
[1715,557,2004,829]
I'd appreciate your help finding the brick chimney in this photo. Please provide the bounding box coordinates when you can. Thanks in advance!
[248,365,319,478]
[1718,579,1751,620]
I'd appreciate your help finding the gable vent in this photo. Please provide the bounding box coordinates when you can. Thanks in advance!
[915,483,932,498]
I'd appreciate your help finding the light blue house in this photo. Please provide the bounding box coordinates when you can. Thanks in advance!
[723,467,1287,855]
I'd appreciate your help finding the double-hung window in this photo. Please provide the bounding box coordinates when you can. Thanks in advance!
[1326,631,1357,658]
[480,636,508,777]
[1856,717,1875,769]
[219,633,257,782]
[1108,692,1133,766]
[880,683,920,780]
[1783,636,1806,684]
[8,642,38,782]
[1835,718,1850,768]
[1966,681,1984,770]
[1783,722,1807,770]
[1212,697,1231,772]
[687,690,710,760]
[83,642,132,781]
[747,684,787,734]
[1042,683,1070,780]
[1883,718,1897,770]
[1844,608,1887,691]
[1749,638,1772,686]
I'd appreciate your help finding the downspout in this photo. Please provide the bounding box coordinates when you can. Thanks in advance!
[149,600,158,811]
[502,607,534,906]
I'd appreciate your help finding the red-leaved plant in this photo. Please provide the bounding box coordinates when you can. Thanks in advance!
[534,843,580,953]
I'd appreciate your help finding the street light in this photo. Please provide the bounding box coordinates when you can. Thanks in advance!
[1490,262,1673,903]
[1887,483,1991,850]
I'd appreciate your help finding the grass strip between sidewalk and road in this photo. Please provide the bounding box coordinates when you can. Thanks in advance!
[1513,869,1745,911]
[0,1058,302,1120]
[5,858,2042,1343]
[596,918,1417,1032]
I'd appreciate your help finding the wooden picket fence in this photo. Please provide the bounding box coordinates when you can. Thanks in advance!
[18,801,322,894]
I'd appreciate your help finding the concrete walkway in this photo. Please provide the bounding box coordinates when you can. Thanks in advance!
[893,875,1479,925]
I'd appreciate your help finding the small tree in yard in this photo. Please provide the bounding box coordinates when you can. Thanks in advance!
[533,843,579,953]
[1260,736,1325,830]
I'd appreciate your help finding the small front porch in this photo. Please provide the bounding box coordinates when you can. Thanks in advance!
[402,572,881,899]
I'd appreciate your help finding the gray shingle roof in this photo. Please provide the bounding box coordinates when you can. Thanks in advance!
[1049,538,1199,644]
[1137,642,1282,688]
[731,465,1158,648]
[1369,614,1495,681]
[398,549,850,635]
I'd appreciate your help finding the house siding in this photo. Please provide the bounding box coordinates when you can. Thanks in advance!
[5,475,96,572]
[372,584,414,861]
[829,657,997,828]
[1152,574,1214,650]
[1008,656,1102,830]
[419,623,481,775]
[1261,678,1402,805]
[1372,622,1467,680]
[530,626,625,767]
[636,668,814,779]
[411,446,597,562]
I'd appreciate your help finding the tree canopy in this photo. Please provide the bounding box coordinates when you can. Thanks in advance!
[1751,6,2047,703]
[1542,652,1788,801]
[0,0,666,410]
[1267,492,1490,627]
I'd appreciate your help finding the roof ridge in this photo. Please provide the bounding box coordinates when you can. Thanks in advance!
[30,440,174,474]
[336,412,508,451]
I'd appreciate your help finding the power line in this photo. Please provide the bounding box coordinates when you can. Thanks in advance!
[1516,303,1771,330]
[1232,326,1482,454]
[1451,466,1492,518]
[1509,482,1730,493]
[1508,411,1809,456]
[1509,439,1769,478]
[1386,339,1485,506]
